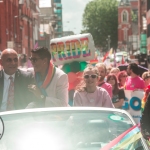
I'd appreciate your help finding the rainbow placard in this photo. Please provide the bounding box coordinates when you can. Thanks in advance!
[50,33,95,65]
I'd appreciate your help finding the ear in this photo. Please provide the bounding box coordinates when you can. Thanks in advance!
[1,60,4,66]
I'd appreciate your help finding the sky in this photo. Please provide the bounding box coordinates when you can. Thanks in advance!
[62,0,92,34]
[62,0,121,34]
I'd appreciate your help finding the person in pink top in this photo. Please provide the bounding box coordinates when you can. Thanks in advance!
[125,63,145,90]
[95,63,112,98]
[73,65,114,108]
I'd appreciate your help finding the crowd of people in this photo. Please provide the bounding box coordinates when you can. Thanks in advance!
[1,47,150,110]
[1,47,150,141]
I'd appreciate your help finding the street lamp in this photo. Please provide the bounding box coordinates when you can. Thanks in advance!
[106,35,111,50]
[14,16,18,41]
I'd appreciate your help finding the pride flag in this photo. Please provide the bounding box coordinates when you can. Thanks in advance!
[102,48,113,62]
[101,125,142,150]
[141,84,150,112]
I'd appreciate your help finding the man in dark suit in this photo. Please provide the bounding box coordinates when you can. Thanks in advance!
[0,49,35,111]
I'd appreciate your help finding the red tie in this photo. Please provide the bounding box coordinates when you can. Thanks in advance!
[7,76,14,110]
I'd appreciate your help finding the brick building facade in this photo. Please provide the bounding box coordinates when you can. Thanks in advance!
[0,0,39,57]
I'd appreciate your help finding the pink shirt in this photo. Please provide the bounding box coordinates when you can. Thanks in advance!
[100,82,112,98]
[125,76,145,90]
[73,86,114,108]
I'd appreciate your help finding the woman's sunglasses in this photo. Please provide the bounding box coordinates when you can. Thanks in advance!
[121,75,127,78]
[84,74,97,79]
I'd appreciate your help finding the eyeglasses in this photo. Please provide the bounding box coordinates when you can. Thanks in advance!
[84,74,97,79]
[121,75,127,78]
[29,57,42,63]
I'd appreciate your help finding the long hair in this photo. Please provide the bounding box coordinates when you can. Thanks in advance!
[106,74,120,95]
[75,65,99,92]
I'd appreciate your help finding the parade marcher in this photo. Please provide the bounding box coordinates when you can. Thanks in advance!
[28,47,68,107]
[0,49,34,111]
[95,63,112,98]
[125,63,145,90]
[110,67,120,76]
[117,71,128,88]
[107,74,125,108]
[142,71,150,89]
[106,66,112,76]
[73,65,114,108]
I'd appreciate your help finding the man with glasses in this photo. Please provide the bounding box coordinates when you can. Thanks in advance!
[0,49,35,111]
[28,47,68,107]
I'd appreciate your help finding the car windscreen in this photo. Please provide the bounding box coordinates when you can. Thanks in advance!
[0,110,146,150]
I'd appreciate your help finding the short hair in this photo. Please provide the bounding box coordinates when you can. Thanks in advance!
[31,47,51,62]
[128,63,139,75]
[142,71,150,80]
[95,63,107,73]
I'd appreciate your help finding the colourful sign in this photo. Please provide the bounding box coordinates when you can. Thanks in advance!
[50,33,95,65]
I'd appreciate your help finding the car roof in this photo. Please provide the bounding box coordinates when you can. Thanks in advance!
[0,107,135,123]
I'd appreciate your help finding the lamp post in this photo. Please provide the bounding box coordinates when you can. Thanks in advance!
[14,16,18,42]
[106,35,111,50]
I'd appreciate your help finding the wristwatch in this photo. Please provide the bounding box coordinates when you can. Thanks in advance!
[40,95,45,99]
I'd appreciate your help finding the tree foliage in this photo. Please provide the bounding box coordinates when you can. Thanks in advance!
[82,0,118,50]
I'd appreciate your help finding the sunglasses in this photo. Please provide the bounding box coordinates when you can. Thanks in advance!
[121,75,127,78]
[29,57,42,63]
[84,74,97,79]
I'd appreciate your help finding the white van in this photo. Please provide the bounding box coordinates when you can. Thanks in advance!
[110,51,129,62]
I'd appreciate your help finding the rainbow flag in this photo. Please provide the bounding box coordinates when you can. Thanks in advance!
[141,84,150,112]
[102,49,113,62]
[101,125,142,150]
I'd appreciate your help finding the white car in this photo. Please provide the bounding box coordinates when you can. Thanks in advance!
[0,107,149,150]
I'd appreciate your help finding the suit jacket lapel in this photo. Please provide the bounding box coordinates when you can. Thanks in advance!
[14,70,21,106]
[0,70,4,106]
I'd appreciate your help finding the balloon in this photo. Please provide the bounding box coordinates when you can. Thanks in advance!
[80,61,87,71]
[68,83,75,91]
[70,61,80,73]
[62,63,71,73]
[68,72,77,83]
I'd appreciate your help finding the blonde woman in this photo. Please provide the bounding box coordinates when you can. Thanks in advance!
[73,65,114,108]
[142,71,150,89]
[110,67,120,76]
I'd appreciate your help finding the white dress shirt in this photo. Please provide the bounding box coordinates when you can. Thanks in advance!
[0,71,15,112]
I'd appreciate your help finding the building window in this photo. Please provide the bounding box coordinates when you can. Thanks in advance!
[124,28,128,41]
[122,11,128,23]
